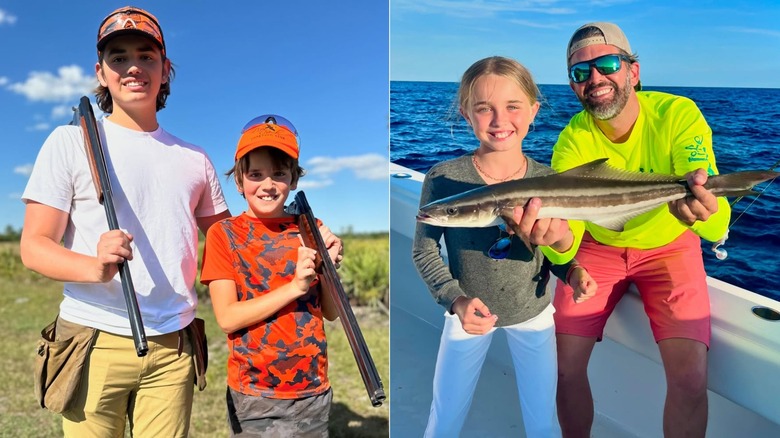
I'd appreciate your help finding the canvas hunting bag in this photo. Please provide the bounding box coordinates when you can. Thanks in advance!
[34,316,97,413]
[187,317,208,391]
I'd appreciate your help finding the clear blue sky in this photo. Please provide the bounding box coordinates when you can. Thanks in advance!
[0,1,389,234]
[391,0,780,88]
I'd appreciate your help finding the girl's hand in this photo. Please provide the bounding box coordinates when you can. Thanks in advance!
[509,200,573,251]
[451,296,497,335]
[293,246,318,294]
[570,266,598,304]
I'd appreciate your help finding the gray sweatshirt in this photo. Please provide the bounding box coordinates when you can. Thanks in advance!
[412,153,568,326]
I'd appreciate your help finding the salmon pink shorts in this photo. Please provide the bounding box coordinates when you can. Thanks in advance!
[553,230,711,347]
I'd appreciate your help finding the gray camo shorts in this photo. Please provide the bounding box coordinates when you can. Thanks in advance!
[226,386,332,437]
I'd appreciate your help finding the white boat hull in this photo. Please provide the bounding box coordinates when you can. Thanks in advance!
[390,162,780,437]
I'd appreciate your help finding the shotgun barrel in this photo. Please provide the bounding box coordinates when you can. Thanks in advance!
[292,191,385,407]
[71,96,148,357]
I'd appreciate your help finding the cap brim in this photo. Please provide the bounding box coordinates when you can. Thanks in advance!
[236,143,299,161]
[97,29,164,52]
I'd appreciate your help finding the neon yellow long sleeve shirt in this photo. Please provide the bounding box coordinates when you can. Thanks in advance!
[551,91,730,249]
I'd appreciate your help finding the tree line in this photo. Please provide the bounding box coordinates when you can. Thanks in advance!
[0,225,21,242]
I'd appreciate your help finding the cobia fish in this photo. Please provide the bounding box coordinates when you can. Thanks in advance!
[416,158,779,230]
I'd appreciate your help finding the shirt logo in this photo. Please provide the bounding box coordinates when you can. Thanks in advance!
[685,135,709,163]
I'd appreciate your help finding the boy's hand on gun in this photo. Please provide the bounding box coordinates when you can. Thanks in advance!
[318,225,344,268]
[95,229,134,283]
[451,296,498,335]
[569,266,597,304]
[293,246,318,294]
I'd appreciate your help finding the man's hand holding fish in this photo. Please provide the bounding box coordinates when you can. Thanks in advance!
[668,169,720,225]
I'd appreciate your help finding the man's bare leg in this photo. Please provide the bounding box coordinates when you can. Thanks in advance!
[556,333,598,438]
[659,338,708,438]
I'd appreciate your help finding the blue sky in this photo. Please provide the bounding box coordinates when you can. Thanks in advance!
[0,1,389,234]
[391,0,780,88]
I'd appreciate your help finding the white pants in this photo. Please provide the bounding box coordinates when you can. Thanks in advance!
[424,304,560,438]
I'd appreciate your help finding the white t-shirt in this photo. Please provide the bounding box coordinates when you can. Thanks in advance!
[22,117,228,335]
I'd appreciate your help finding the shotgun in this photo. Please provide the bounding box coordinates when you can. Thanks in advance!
[71,96,148,357]
[292,191,386,407]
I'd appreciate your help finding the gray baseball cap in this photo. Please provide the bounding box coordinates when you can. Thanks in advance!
[567,22,632,61]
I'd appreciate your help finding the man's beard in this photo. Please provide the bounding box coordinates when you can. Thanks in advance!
[579,73,632,120]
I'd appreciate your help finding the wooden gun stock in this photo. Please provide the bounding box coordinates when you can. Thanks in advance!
[71,96,148,357]
[293,191,386,407]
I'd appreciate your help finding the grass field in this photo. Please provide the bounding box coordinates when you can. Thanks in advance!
[0,242,389,437]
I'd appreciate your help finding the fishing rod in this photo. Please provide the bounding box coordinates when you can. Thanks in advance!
[711,157,780,260]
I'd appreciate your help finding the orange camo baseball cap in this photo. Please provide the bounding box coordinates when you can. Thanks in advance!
[236,123,299,161]
[97,6,165,55]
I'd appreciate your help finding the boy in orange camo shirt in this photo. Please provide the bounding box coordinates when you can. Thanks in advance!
[200,115,342,436]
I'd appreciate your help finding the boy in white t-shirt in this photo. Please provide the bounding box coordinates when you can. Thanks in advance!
[20,6,230,436]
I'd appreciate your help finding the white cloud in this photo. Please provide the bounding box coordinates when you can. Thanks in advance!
[0,9,18,25]
[52,104,76,119]
[8,65,97,103]
[14,164,34,177]
[0,77,8,86]
[28,122,50,131]
[304,153,388,181]
[8,192,22,200]
[296,179,335,190]
[392,0,575,17]
[723,26,780,38]
[508,19,565,29]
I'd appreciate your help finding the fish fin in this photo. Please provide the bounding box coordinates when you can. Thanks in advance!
[499,213,536,252]
[499,213,519,235]
[722,189,759,198]
[560,159,681,183]
[590,204,662,231]
[590,215,633,231]
[519,235,535,253]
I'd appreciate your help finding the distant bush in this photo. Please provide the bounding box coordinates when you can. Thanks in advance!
[0,243,47,283]
[340,234,389,309]
[0,225,22,242]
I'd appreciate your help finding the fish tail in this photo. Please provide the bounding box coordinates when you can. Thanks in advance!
[703,170,780,197]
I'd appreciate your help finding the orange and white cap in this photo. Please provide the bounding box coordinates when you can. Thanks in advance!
[97,6,165,55]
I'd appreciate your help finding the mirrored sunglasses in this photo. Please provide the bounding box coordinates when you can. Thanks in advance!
[242,114,300,142]
[488,223,512,260]
[98,8,165,52]
[568,54,631,84]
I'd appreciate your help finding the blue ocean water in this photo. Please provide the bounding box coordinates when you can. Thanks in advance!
[390,81,780,302]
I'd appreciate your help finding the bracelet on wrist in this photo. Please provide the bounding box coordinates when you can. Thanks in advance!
[566,262,583,286]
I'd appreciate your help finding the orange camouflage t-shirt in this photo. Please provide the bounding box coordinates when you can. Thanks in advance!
[200,213,329,399]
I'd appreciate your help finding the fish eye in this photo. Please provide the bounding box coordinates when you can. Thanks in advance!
[446,207,458,215]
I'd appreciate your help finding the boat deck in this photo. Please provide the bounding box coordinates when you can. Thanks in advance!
[389,163,780,437]
[390,230,780,437]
